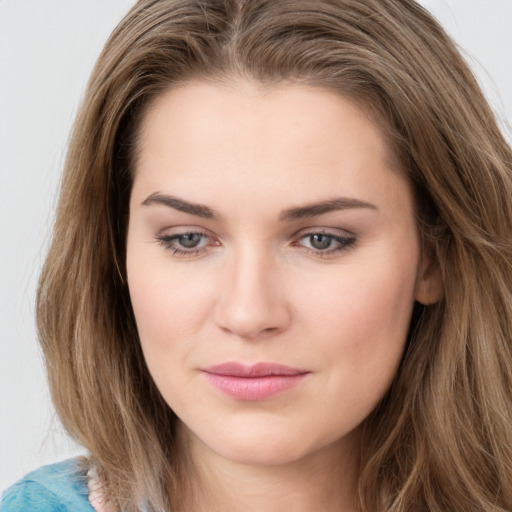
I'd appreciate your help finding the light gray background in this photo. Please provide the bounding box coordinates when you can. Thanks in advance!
[1,0,511,490]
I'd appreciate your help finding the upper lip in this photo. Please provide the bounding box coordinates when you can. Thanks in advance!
[202,362,309,377]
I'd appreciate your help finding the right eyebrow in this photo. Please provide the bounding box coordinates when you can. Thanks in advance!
[278,196,377,222]
[141,192,221,220]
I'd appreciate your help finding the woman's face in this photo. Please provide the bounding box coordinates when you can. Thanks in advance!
[127,81,436,468]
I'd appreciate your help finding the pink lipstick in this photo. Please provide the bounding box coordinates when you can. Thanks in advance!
[202,362,309,401]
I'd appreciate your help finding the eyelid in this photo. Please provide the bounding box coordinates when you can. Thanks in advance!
[291,227,357,258]
[154,226,356,258]
[292,225,356,239]
[154,227,220,257]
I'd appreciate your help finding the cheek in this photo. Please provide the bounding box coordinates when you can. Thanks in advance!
[126,244,220,373]
[299,247,417,332]
[299,251,418,393]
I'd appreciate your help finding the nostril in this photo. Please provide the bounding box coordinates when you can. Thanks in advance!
[215,308,289,340]
[212,262,292,339]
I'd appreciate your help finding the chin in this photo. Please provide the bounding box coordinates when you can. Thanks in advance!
[215,437,308,467]
[195,420,350,468]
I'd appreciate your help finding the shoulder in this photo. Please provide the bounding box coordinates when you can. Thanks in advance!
[1,458,94,512]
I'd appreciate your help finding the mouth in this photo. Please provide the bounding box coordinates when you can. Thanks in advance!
[201,362,310,401]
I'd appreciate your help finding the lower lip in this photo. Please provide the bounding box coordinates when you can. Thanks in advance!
[203,373,308,401]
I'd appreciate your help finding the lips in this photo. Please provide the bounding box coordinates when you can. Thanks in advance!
[201,362,310,401]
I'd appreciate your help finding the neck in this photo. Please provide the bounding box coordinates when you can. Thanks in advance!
[176,425,361,512]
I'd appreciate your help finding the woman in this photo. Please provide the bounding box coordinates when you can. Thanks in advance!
[3,0,512,510]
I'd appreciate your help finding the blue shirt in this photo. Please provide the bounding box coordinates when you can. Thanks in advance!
[1,458,94,512]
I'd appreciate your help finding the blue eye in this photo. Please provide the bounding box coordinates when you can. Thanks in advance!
[176,233,203,249]
[298,232,355,256]
[155,229,355,258]
[307,234,334,250]
[155,231,211,255]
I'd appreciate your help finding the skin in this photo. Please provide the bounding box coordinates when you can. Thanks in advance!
[126,80,440,511]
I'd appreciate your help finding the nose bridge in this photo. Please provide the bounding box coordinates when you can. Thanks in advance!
[214,243,289,339]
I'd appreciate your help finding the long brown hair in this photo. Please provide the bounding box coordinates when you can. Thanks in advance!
[37,0,512,510]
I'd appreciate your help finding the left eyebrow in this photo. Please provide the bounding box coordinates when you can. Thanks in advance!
[279,197,377,222]
[140,192,221,219]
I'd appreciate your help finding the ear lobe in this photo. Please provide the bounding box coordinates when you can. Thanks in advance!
[415,257,443,305]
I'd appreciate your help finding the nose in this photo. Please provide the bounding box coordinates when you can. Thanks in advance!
[213,248,291,340]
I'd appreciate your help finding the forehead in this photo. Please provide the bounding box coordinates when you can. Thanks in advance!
[132,80,411,219]
[138,80,393,153]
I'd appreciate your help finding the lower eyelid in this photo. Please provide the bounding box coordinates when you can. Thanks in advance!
[155,230,355,255]
[155,230,220,255]
[310,240,355,255]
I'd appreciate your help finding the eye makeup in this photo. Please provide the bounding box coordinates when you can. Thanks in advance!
[154,228,356,259]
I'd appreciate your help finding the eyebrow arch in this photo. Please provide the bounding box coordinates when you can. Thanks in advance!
[141,192,221,219]
[279,197,377,221]
[141,192,376,222]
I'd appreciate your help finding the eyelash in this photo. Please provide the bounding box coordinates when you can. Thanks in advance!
[292,232,356,257]
[155,231,213,257]
[155,230,356,259]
